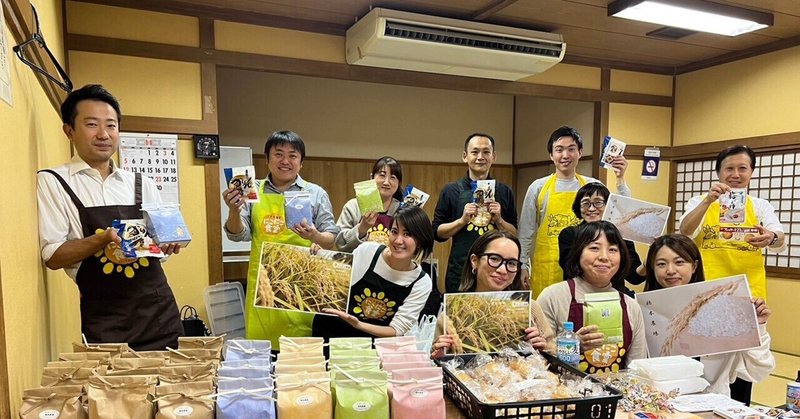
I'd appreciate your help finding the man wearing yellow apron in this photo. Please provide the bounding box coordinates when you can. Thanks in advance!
[224,131,339,349]
[518,126,631,297]
[679,145,786,301]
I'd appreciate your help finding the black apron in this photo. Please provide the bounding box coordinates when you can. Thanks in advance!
[312,245,425,339]
[42,170,183,350]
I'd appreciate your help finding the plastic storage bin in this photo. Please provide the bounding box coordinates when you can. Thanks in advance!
[437,352,621,419]
[204,281,246,339]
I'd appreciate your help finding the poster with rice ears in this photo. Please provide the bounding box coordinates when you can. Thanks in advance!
[255,242,351,315]
[602,193,670,245]
[443,291,531,354]
[636,274,760,358]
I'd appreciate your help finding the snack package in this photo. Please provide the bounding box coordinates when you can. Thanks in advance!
[41,366,96,386]
[719,188,747,224]
[401,185,430,208]
[221,359,271,368]
[276,372,332,419]
[119,350,170,360]
[20,385,86,419]
[274,359,328,375]
[279,336,325,354]
[178,335,225,351]
[354,180,384,214]
[224,165,259,203]
[389,368,445,419]
[71,342,130,356]
[158,364,216,384]
[333,369,389,419]
[108,357,165,376]
[600,136,627,172]
[155,381,215,419]
[224,339,272,361]
[470,179,495,227]
[218,365,271,379]
[381,360,433,373]
[284,191,313,229]
[87,374,157,419]
[167,348,221,368]
[142,204,191,248]
[59,351,112,366]
[719,226,760,241]
[216,377,275,419]
[329,337,373,351]
[118,218,163,258]
[584,292,623,344]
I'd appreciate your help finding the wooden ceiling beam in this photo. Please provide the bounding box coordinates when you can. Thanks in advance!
[473,0,519,21]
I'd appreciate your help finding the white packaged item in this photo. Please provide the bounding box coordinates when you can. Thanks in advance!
[634,375,709,395]
[628,355,704,381]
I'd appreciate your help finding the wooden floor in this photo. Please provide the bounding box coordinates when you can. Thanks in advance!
[752,351,800,408]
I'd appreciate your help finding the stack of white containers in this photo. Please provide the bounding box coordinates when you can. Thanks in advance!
[375,336,445,419]
[629,356,709,395]
[217,339,274,418]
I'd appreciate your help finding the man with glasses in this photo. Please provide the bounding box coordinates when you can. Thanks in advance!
[518,126,631,297]
[433,133,518,293]
[558,183,645,295]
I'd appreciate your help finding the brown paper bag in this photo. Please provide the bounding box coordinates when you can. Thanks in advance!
[58,352,112,366]
[109,357,166,376]
[154,381,215,419]
[72,342,130,357]
[19,385,86,419]
[177,335,225,351]
[87,374,157,419]
[167,348,221,367]
[40,366,96,386]
[279,336,324,354]
[120,350,171,360]
[47,360,101,369]
[276,372,332,419]
[157,364,216,384]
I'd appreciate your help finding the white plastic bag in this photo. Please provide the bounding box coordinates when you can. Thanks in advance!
[406,314,437,355]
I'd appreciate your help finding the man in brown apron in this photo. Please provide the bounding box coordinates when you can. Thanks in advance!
[37,85,183,350]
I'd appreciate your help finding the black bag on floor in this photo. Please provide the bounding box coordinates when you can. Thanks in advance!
[180,305,211,337]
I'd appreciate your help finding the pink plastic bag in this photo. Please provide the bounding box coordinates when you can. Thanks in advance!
[381,360,432,373]
[378,351,429,364]
[388,367,444,419]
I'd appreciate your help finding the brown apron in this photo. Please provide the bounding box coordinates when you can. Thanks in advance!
[567,279,632,373]
[42,170,183,350]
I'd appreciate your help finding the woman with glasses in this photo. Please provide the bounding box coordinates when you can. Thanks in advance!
[539,221,647,372]
[430,230,555,358]
[558,183,645,295]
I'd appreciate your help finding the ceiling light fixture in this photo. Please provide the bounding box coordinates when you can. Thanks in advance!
[607,0,773,37]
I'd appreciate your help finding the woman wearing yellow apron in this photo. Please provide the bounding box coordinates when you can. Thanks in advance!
[223,131,340,350]
[679,146,786,301]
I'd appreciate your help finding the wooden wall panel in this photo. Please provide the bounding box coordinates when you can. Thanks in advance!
[237,155,513,292]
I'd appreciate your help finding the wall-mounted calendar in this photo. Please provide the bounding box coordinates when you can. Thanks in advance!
[119,132,180,205]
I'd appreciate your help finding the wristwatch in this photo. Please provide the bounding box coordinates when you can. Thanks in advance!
[769,231,778,246]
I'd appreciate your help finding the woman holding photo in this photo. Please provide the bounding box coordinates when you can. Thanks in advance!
[335,156,404,252]
[644,234,774,403]
[316,206,433,338]
[430,230,555,358]
[538,221,647,372]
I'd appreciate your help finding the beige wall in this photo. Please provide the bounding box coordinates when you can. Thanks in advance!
[674,45,800,145]
[1,0,65,411]
[216,68,514,164]
[514,96,595,164]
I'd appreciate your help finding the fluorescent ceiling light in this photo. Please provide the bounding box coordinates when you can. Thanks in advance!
[608,0,773,37]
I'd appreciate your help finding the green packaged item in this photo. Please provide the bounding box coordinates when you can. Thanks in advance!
[584,292,623,344]
[329,337,373,351]
[354,180,384,214]
[329,349,378,359]
[333,369,389,419]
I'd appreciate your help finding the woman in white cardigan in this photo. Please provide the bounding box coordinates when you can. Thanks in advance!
[644,234,775,403]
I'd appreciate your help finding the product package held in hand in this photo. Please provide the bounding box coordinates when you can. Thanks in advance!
[224,165,259,203]
[401,185,430,208]
[354,180,384,214]
[142,204,191,248]
[584,292,624,344]
[284,191,313,229]
[113,218,163,258]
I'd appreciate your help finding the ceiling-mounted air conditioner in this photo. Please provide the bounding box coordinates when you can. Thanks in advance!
[346,8,566,81]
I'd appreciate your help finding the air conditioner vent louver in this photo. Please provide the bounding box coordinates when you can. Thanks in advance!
[384,22,563,57]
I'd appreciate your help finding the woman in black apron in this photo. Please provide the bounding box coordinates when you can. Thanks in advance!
[538,221,648,372]
[41,170,183,350]
[313,206,434,338]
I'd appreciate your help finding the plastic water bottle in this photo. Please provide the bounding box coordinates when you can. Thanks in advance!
[556,321,580,368]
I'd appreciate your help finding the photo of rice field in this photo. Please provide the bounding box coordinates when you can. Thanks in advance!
[444,291,531,354]
[255,242,352,314]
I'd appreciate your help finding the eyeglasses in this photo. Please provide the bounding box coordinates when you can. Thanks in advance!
[580,200,606,210]
[478,253,521,273]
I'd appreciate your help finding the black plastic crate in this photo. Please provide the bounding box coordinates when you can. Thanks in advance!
[437,352,622,419]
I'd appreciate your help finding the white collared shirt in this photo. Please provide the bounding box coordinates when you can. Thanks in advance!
[37,156,162,278]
